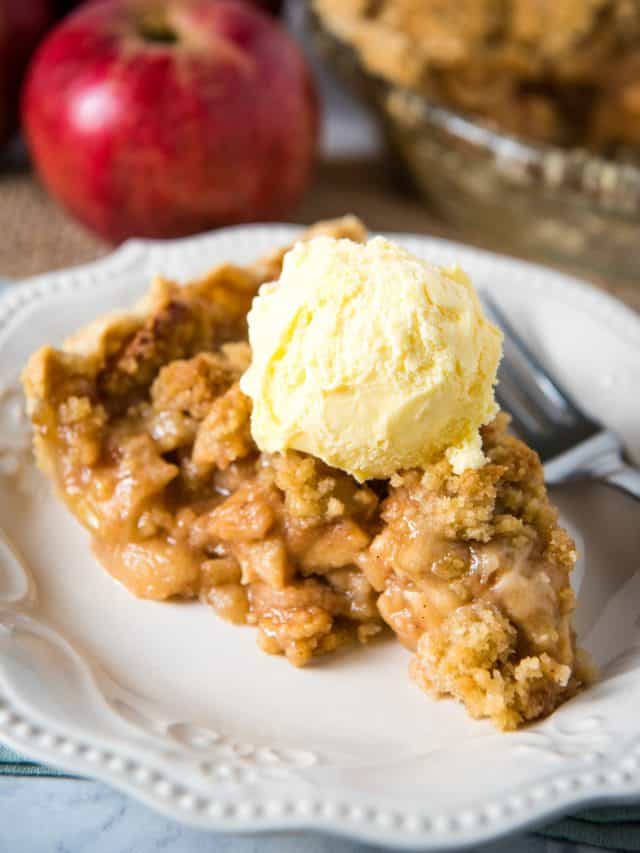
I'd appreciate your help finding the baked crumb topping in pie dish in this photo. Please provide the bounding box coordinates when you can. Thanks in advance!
[313,0,640,151]
[22,217,592,730]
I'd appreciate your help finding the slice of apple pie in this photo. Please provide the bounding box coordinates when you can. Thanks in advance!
[22,217,590,729]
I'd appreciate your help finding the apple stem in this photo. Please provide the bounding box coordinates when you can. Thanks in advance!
[137,12,178,44]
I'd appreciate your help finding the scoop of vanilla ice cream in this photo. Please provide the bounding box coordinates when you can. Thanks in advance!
[240,235,502,481]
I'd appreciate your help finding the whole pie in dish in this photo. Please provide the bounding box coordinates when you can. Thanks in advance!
[313,0,640,151]
[23,217,590,730]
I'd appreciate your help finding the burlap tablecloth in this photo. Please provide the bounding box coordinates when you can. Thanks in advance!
[1,162,638,313]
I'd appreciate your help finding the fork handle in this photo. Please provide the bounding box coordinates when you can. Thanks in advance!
[545,430,640,501]
[602,461,640,501]
[586,433,640,501]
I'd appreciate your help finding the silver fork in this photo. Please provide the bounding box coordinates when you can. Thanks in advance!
[481,294,640,500]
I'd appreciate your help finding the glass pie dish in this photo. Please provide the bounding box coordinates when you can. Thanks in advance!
[311,11,640,286]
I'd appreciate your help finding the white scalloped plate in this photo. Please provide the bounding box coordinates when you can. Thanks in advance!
[0,225,639,850]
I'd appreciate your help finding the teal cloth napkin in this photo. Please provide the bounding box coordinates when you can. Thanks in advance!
[0,281,638,848]
[0,744,68,777]
[541,808,640,851]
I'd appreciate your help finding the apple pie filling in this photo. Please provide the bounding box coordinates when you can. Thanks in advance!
[23,217,589,728]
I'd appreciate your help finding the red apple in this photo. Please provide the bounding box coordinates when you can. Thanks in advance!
[0,0,51,145]
[23,0,318,242]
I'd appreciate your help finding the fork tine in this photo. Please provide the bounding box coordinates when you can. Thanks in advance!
[494,369,552,435]
[481,293,591,428]
[493,365,563,456]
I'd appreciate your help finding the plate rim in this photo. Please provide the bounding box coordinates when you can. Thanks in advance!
[3,222,639,340]
[0,223,639,850]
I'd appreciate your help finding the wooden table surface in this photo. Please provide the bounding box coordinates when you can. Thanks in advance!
[1,160,638,313]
